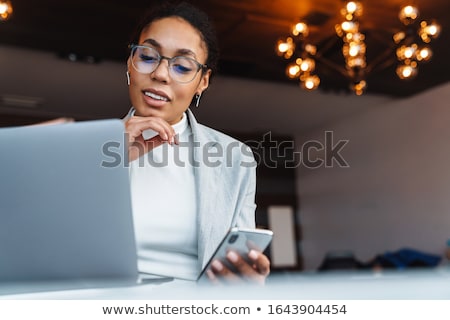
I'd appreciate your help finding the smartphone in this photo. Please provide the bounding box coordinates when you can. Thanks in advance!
[197,227,273,282]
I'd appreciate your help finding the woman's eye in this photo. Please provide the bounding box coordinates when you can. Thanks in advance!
[140,54,158,63]
[172,63,192,74]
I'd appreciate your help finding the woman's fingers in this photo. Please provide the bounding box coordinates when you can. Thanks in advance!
[128,135,165,162]
[248,250,271,276]
[125,116,177,162]
[208,250,270,285]
[209,259,241,284]
[126,116,175,143]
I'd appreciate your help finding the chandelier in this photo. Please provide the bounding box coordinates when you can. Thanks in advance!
[0,0,13,21]
[275,2,441,95]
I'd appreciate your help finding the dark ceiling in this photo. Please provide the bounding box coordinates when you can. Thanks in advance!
[0,0,449,97]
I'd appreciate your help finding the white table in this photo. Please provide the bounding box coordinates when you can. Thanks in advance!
[1,267,449,300]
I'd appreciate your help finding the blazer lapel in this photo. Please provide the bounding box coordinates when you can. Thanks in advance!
[187,110,220,270]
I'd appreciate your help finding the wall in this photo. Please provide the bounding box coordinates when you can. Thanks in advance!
[0,44,392,134]
[296,82,450,270]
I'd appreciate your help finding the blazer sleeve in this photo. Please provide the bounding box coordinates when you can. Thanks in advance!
[233,144,257,229]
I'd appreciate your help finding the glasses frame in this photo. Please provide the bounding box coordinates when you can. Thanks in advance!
[128,44,208,84]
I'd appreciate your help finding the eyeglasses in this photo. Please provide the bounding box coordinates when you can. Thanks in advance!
[129,44,208,83]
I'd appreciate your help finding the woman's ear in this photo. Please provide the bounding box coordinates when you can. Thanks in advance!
[197,69,211,93]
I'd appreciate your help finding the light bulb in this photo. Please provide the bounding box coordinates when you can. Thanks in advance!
[276,37,295,59]
[351,80,367,95]
[286,63,300,78]
[278,43,289,53]
[0,0,13,21]
[396,44,418,60]
[343,41,366,60]
[404,46,416,59]
[341,1,363,19]
[350,42,365,56]
[427,25,439,36]
[346,2,357,13]
[304,44,317,55]
[346,56,366,68]
[301,75,320,90]
[393,31,406,44]
[341,21,358,33]
[399,5,419,25]
[419,21,441,43]
[292,22,309,37]
[300,58,315,72]
[346,1,362,16]
[416,47,432,61]
[396,64,418,79]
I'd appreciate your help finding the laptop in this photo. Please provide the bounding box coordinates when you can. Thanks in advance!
[0,119,140,294]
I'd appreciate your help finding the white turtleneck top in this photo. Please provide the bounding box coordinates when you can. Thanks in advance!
[129,112,198,280]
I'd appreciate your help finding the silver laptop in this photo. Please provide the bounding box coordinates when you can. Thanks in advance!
[0,119,139,294]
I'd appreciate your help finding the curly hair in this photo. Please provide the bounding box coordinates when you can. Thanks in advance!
[129,1,219,78]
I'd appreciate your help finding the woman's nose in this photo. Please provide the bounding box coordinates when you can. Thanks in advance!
[151,58,171,82]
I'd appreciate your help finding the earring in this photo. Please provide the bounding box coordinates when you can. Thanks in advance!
[195,92,202,108]
[126,71,130,86]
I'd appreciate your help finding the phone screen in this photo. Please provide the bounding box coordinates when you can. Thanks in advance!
[197,227,273,282]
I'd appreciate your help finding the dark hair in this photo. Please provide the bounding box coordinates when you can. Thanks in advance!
[130,1,219,78]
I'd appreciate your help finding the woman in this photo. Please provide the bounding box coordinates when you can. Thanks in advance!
[124,1,270,284]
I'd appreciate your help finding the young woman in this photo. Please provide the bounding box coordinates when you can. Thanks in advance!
[124,2,270,284]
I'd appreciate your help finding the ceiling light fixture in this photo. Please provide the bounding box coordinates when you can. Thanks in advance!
[276,2,441,95]
[0,0,13,21]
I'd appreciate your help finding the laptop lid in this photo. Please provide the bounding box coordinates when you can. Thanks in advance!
[0,119,138,283]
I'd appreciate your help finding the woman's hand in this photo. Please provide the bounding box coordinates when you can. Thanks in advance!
[125,115,177,162]
[206,250,271,285]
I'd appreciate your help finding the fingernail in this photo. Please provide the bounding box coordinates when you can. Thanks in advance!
[206,269,216,280]
[248,250,259,260]
[211,260,223,272]
[227,251,239,263]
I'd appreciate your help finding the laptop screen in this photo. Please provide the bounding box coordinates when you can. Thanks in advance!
[0,119,138,283]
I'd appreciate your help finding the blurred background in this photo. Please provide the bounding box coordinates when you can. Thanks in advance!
[0,0,449,273]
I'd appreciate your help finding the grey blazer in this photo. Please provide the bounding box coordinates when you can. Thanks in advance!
[125,107,257,273]
[186,109,256,271]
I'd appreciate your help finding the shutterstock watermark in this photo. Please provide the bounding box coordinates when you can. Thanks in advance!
[100,131,349,169]
[243,131,349,169]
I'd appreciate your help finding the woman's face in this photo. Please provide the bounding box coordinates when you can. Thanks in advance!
[128,17,211,124]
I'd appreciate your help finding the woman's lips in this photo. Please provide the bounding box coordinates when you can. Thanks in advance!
[143,90,170,102]
[141,89,170,108]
